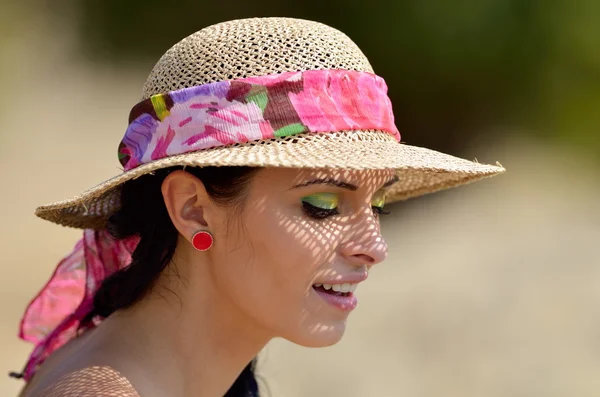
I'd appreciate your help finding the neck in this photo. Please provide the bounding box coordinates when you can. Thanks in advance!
[102,259,271,397]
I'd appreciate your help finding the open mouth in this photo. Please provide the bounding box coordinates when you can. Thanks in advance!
[312,283,357,297]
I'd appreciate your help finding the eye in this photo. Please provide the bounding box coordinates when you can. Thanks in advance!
[372,206,391,216]
[301,193,340,220]
[371,193,390,216]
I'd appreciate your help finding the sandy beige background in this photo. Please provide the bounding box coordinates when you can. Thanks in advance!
[1,15,599,397]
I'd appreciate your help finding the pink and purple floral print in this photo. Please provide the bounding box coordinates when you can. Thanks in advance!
[118,70,400,171]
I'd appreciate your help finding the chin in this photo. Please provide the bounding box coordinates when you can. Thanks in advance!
[285,319,348,348]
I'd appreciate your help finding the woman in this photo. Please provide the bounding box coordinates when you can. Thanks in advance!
[13,17,504,396]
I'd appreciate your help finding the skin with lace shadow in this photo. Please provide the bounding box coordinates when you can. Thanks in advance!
[41,367,140,397]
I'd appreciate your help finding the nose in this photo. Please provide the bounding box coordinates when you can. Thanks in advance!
[339,214,388,267]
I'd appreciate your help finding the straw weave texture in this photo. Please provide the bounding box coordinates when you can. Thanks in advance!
[141,18,374,99]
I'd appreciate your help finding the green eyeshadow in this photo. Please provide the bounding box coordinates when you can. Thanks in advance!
[301,193,339,209]
[371,192,386,208]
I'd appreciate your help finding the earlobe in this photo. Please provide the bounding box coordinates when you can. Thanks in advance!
[161,170,211,240]
[191,230,214,251]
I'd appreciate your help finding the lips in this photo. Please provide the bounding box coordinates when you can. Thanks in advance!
[311,271,367,311]
[312,283,360,311]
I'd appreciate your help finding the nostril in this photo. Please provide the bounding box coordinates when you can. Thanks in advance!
[353,254,375,264]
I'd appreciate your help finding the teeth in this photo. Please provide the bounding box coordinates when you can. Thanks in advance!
[314,283,359,293]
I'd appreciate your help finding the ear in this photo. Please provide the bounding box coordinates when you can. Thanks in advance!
[161,170,213,243]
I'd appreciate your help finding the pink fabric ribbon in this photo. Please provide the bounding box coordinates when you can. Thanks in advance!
[18,230,139,381]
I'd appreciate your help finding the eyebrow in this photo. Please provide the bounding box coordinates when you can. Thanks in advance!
[382,175,400,189]
[291,175,399,191]
[291,178,358,191]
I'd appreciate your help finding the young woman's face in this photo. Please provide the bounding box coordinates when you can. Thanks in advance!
[208,167,396,347]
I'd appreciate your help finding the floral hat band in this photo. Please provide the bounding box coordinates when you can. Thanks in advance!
[118,69,401,171]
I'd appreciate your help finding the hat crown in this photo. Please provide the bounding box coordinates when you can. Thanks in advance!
[140,17,374,100]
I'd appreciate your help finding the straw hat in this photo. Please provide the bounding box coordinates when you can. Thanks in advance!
[35,17,504,230]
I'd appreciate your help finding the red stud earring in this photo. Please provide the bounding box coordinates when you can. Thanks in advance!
[192,231,214,251]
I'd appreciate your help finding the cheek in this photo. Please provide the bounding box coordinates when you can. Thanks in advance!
[220,207,342,328]
[249,209,342,288]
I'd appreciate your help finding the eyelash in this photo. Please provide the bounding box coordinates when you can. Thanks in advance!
[302,202,390,220]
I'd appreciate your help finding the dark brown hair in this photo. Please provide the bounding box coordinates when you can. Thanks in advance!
[84,165,261,397]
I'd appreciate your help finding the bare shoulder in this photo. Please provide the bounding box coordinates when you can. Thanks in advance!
[40,366,140,397]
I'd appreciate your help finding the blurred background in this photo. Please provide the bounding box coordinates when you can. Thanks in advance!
[1,0,599,396]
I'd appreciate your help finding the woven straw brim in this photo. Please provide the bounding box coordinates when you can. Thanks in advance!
[35,131,504,229]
